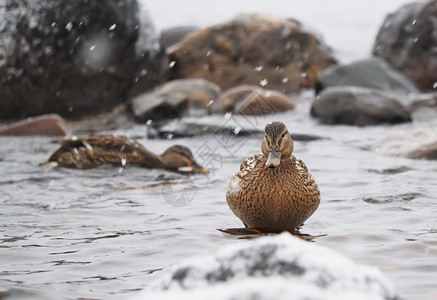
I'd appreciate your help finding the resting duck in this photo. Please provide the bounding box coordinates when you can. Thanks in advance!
[226,121,320,232]
[42,135,207,174]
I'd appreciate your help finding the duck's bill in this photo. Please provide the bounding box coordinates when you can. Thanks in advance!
[178,162,208,174]
[192,161,208,174]
[266,147,281,168]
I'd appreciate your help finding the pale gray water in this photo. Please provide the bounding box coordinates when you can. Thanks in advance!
[2,1,437,299]
[1,99,437,299]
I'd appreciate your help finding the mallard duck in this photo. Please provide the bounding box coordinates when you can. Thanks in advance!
[42,135,207,174]
[226,121,320,232]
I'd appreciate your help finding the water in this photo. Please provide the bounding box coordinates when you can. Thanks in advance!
[1,99,437,299]
[2,1,437,299]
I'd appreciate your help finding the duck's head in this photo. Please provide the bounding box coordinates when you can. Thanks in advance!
[261,121,294,168]
[161,145,208,174]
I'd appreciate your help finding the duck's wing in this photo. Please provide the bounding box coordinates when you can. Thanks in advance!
[239,153,264,171]
[47,136,155,169]
[290,154,309,172]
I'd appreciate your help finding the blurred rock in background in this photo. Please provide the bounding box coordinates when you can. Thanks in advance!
[373,0,437,92]
[0,0,168,119]
[168,14,337,93]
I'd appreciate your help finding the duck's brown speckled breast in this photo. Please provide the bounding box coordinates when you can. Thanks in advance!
[226,153,320,232]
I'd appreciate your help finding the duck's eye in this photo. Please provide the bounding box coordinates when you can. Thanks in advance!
[282,133,286,138]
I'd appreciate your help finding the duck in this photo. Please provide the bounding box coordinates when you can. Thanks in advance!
[226,121,320,232]
[41,135,207,174]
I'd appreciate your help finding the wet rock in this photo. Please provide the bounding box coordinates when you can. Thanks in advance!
[147,120,324,141]
[408,92,437,121]
[316,57,419,95]
[168,14,337,93]
[311,86,411,126]
[68,104,135,134]
[131,233,397,300]
[0,0,167,119]
[376,128,437,160]
[0,114,71,136]
[160,26,199,49]
[211,85,295,115]
[147,120,262,139]
[130,79,222,122]
[373,1,437,91]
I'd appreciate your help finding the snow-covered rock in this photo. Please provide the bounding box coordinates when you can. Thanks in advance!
[131,233,397,300]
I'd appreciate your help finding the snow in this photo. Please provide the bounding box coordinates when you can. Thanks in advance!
[130,233,397,300]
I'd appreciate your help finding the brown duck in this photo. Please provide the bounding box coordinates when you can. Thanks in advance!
[42,135,207,174]
[226,121,320,232]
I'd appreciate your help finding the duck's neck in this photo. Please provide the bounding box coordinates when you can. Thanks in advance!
[139,148,166,169]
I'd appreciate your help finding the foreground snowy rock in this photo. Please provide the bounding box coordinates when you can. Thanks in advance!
[131,233,397,300]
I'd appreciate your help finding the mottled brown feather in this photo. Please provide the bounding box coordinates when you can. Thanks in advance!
[44,135,206,174]
[226,122,320,232]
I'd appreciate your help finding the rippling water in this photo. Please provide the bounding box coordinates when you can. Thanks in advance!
[2,1,437,299]
[1,98,437,299]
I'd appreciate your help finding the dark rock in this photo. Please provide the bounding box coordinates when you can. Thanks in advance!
[147,120,262,139]
[160,26,199,49]
[211,85,295,115]
[147,120,324,141]
[311,86,411,126]
[377,129,437,160]
[130,79,221,122]
[0,114,71,136]
[373,1,437,91]
[168,14,337,93]
[132,233,397,300]
[316,57,419,95]
[0,0,167,119]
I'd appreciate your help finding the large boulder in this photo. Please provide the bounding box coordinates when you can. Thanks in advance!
[160,26,199,49]
[376,128,437,160]
[168,14,337,93]
[316,57,419,95]
[131,233,397,300]
[311,86,411,126]
[373,1,437,91]
[0,0,167,119]
[130,79,222,122]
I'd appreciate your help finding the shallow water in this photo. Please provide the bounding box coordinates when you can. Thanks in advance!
[2,1,437,299]
[1,98,437,299]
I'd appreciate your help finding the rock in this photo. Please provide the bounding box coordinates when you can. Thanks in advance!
[0,0,167,119]
[408,92,437,120]
[147,120,324,141]
[130,79,222,122]
[130,233,397,300]
[160,26,199,49]
[168,14,337,93]
[373,1,437,91]
[376,128,437,160]
[311,86,412,126]
[0,114,71,136]
[316,57,419,95]
[211,85,295,115]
